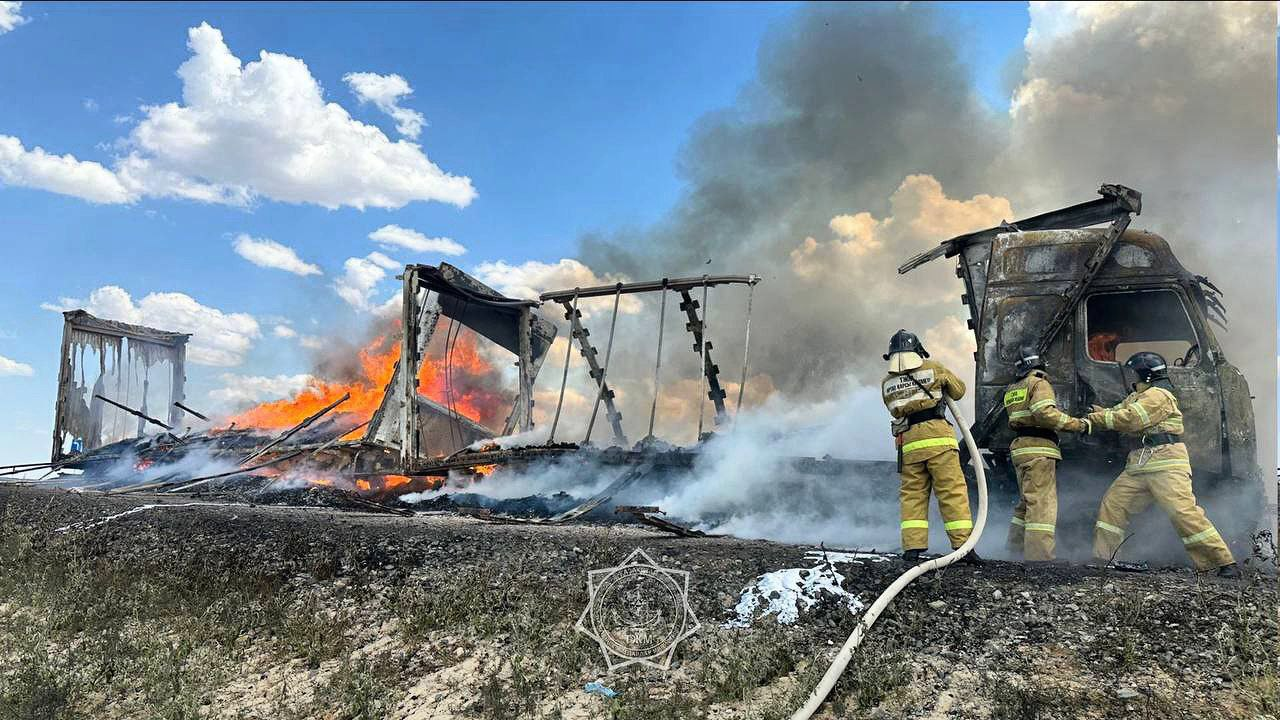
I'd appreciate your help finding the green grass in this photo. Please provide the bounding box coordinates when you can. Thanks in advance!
[0,633,83,720]
[0,513,355,718]
[696,626,803,705]
[314,652,403,720]
[3,506,1274,720]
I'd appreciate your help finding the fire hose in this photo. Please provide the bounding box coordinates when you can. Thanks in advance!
[789,395,988,720]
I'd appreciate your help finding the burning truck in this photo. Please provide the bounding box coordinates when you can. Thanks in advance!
[901,183,1265,551]
[5,184,1266,555]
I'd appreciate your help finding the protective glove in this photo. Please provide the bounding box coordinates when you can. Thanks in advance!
[1090,404,1106,414]
[1080,418,1092,435]
[890,416,908,436]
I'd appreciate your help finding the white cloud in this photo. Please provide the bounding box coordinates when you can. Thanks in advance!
[113,114,133,125]
[333,252,400,311]
[372,292,401,320]
[41,285,260,367]
[368,224,465,255]
[82,98,99,113]
[0,354,34,377]
[472,259,644,315]
[272,324,297,338]
[0,135,134,204]
[209,372,314,406]
[0,2,28,34]
[118,23,473,209]
[1,23,475,210]
[232,234,322,276]
[367,251,399,270]
[298,335,324,350]
[343,71,426,139]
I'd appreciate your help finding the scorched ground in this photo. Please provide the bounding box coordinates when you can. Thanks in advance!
[0,485,1274,720]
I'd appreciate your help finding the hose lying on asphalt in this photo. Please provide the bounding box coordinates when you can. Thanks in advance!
[789,395,988,720]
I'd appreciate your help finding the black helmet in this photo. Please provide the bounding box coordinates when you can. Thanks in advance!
[883,329,929,361]
[1124,351,1169,384]
[1014,348,1046,375]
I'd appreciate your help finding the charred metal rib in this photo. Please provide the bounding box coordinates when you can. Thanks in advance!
[241,393,350,465]
[95,395,174,431]
[898,184,1142,275]
[173,402,209,422]
[539,274,759,302]
[678,289,728,424]
[559,301,628,447]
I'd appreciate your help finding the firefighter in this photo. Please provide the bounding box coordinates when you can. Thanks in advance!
[881,329,980,564]
[1083,351,1240,577]
[1002,350,1089,563]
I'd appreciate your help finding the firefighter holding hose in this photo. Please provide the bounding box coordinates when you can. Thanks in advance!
[881,330,981,564]
[1002,349,1090,563]
[1082,351,1240,577]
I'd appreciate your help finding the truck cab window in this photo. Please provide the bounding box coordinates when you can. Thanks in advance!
[1085,290,1199,367]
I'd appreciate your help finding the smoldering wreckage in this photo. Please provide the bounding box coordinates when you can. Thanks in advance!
[2,186,1274,713]
[8,184,1266,548]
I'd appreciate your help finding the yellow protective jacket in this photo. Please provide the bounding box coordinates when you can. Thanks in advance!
[882,359,965,465]
[1085,385,1189,475]
[1003,370,1086,463]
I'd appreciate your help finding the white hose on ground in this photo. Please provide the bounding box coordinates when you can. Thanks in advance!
[789,395,988,720]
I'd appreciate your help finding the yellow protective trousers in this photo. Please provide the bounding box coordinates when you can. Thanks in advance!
[899,448,973,551]
[1093,465,1234,571]
[1006,456,1058,561]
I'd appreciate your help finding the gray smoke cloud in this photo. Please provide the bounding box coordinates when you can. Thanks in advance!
[553,3,1276,476]
[578,4,1005,405]
[997,2,1277,475]
[466,4,1277,554]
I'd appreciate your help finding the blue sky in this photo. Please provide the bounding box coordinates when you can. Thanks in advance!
[0,2,1031,461]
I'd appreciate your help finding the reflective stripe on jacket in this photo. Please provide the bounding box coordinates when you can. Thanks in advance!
[1003,370,1085,464]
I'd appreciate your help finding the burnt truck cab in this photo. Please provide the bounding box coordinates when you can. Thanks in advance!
[978,229,1256,476]
[901,185,1263,552]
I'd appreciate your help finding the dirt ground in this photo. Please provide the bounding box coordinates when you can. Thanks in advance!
[0,484,1275,720]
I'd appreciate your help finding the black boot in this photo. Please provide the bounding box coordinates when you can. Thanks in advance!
[902,549,923,563]
[958,549,984,566]
[1216,563,1242,579]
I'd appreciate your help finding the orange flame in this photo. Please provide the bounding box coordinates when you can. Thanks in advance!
[231,327,510,431]
[272,470,442,497]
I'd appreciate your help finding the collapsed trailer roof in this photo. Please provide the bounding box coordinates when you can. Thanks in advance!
[61,309,192,347]
[412,263,554,359]
[368,263,558,463]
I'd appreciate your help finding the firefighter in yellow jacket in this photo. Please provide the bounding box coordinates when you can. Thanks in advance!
[1002,350,1089,562]
[880,329,980,564]
[1084,351,1239,577]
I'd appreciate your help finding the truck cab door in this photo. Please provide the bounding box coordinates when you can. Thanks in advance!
[1075,288,1222,474]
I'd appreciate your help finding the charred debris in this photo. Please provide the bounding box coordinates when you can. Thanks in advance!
[4,184,1264,545]
[5,263,800,532]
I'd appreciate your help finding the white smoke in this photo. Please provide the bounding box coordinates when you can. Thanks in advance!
[459,3,1276,555]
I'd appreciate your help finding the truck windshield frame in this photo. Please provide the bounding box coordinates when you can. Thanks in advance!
[1083,288,1201,368]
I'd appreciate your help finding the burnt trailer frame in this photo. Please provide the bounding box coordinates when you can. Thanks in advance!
[52,263,562,490]
[371,262,559,472]
[395,273,763,481]
[51,310,191,462]
[539,273,761,447]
